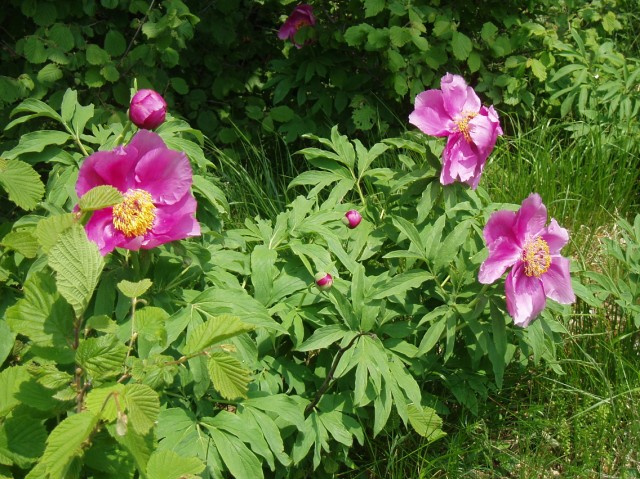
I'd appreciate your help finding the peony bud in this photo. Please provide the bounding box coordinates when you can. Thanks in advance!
[129,89,167,129]
[342,209,362,229]
[314,272,333,291]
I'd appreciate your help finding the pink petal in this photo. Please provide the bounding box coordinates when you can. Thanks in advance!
[483,209,517,245]
[514,193,547,242]
[134,148,193,205]
[541,256,575,304]
[468,114,500,158]
[505,263,547,327]
[76,147,137,197]
[478,236,522,284]
[541,219,570,254]
[84,208,122,255]
[441,135,484,187]
[441,73,480,118]
[152,192,198,235]
[409,90,455,136]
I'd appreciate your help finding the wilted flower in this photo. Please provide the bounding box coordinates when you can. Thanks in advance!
[76,130,200,255]
[314,272,333,291]
[409,73,502,189]
[129,89,167,130]
[342,209,362,229]
[278,4,316,48]
[478,193,575,327]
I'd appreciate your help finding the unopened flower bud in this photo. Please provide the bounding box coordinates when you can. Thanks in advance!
[314,272,333,290]
[129,89,167,129]
[342,209,362,229]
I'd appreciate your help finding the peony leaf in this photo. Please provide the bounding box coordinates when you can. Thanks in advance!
[0,158,45,210]
[0,230,39,258]
[182,314,253,355]
[35,213,76,253]
[1,130,72,160]
[208,427,264,479]
[207,352,252,400]
[48,224,104,318]
[117,278,153,298]
[38,411,100,478]
[145,450,205,479]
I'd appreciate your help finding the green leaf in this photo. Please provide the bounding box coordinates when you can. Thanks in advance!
[528,58,547,81]
[24,36,48,63]
[0,158,45,210]
[48,23,74,52]
[146,450,205,479]
[38,411,100,477]
[1,130,72,160]
[35,214,76,253]
[417,314,447,355]
[104,30,126,57]
[85,44,110,65]
[407,404,446,441]
[183,314,254,355]
[192,174,230,215]
[297,324,349,352]
[124,383,160,435]
[37,63,63,83]
[48,224,105,318]
[5,272,75,363]
[251,244,277,306]
[1,230,39,258]
[370,270,433,300]
[0,321,15,366]
[76,334,128,381]
[85,383,126,422]
[451,31,473,61]
[101,63,120,82]
[0,412,47,468]
[270,105,294,122]
[60,89,77,124]
[207,352,252,400]
[117,278,153,298]
[364,0,385,17]
[208,427,264,479]
[434,219,472,271]
[78,185,123,212]
[0,367,31,417]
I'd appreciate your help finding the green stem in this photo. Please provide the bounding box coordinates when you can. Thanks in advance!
[114,120,133,146]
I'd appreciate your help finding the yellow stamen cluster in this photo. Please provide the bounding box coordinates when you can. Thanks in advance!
[455,111,478,143]
[112,189,156,238]
[522,236,551,277]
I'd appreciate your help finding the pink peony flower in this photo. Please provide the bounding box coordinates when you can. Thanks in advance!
[76,130,200,255]
[478,193,575,327]
[315,272,333,290]
[129,89,167,130]
[409,73,502,189]
[278,4,316,48]
[342,209,362,229]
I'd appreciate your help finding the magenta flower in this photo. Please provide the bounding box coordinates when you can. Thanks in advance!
[409,73,502,189]
[342,209,362,229]
[278,4,316,48]
[129,89,167,130]
[478,193,575,327]
[315,272,333,291]
[76,130,200,255]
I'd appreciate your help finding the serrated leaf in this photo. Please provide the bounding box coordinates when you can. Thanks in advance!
[76,334,127,381]
[452,31,473,61]
[146,450,205,479]
[104,30,126,56]
[407,404,446,441]
[183,314,253,355]
[48,224,104,317]
[529,58,547,81]
[86,44,110,65]
[0,412,47,468]
[35,214,76,253]
[0,321,15,366]
[85,384,126,422]
[0,159,45,210]
[37,63,63,83]
[124,384,160,435]
[1,230,39,258]
[48,23,74,52]
[207,352,251,400]
[108,425,154,474]
[39,412,100,477]
[270,105,294,122]
[5,272,75,363]
[0,367,31,417]
[364,0,385,17]
[117,278,152,298]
